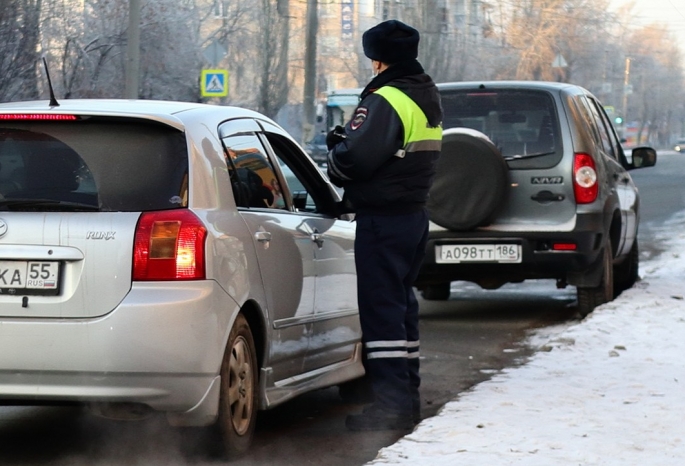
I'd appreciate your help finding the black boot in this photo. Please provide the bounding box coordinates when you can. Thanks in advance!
[345,403,414,432]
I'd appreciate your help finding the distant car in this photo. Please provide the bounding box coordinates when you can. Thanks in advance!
[417,81,657,317]
[0,99,362,458]
[674,138,685,152]
[304,132,328,164]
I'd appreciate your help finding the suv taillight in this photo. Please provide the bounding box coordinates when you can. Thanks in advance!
[573,153,598,204]
[133,210,207,280]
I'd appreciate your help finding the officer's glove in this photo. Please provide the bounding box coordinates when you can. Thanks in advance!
[326,125,347,150]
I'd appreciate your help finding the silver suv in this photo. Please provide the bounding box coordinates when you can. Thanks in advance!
[417,81,656,316]
[0,100,363,457]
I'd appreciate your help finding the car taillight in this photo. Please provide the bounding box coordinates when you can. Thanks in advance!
[573,153,598,204]
[133,210,207,280]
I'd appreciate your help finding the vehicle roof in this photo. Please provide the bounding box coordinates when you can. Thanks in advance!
[437,80,583,93]
[0,99,274,131]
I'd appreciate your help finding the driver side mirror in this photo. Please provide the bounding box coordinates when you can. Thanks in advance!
[629,147,657,169]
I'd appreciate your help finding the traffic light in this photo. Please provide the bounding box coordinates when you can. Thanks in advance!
[614,116,623,125]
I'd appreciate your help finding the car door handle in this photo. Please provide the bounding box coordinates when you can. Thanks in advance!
[531,190,565,202]
[255,231,272,243]
[310,232,324,248]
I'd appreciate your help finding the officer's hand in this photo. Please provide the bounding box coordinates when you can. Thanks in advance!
[326,125,346,150]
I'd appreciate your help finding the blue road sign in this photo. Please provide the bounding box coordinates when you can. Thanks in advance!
[201,69,229,97]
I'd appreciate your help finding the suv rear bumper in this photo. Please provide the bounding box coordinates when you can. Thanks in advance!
[417,213,606,288]
[0,281,237,425]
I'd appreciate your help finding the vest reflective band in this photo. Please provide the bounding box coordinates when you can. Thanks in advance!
[374,86,442,153]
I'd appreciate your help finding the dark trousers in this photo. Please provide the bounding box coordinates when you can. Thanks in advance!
[354,209,429,415]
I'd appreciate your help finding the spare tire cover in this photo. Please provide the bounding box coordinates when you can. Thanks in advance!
[427,128,509,231]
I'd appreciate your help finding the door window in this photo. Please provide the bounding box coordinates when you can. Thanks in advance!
[261,131,336,215]
[582,96,615,158]
[221,134,286,210]
[590,98,625,162]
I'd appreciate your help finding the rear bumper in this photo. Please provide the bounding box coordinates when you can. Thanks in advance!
[0,281,238,424]
[417,214,605,287]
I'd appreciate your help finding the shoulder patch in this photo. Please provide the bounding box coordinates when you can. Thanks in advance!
[350,107,368,131]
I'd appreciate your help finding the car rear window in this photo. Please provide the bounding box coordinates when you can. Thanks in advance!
[0,117,188,211]
[440,89,562,169]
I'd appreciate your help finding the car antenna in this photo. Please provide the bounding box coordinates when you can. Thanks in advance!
[42,56,60,107]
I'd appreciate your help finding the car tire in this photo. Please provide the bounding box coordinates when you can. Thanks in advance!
[217,314,258,459]
[420,282,451,301]
[427,128,509,231]
[613,240,639,297]
[577,240,614,318]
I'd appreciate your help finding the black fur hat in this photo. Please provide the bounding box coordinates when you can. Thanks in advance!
[362,20,419,64]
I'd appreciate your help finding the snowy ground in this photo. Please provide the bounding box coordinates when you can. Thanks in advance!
[369,210,685,465]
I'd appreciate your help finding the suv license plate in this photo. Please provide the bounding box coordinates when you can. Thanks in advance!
[436,244,522,263]
[0,260,60,292]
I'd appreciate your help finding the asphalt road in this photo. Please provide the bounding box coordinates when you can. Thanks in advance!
[0,149,680,466]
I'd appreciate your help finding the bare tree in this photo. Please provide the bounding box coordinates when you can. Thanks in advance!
[625,24,685,145]
[138,0,205,101]
[253,0,290,118]
[0,0,42,102]
[501,0,612,81]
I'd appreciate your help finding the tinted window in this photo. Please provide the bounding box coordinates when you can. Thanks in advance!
[222,134,286,210]
[589,98,623,160]
[580,97,614,158]
[0,119,188,211]
[440,89,562,168]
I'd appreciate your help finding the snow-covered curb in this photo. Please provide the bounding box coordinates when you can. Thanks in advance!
[369,212,685,465]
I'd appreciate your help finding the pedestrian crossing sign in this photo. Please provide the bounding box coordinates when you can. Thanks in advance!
[201,69,229,97]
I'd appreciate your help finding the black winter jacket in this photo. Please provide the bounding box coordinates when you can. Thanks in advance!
[327,60,443,215]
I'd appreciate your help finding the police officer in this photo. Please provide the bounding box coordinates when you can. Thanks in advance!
[327,19,443,431]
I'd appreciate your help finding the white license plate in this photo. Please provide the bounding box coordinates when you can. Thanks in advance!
[436,244,522,263]
[0,260,60,290]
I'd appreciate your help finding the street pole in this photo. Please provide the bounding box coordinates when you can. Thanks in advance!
[621,57,631,137]
[125,0,141,99]
[302,0,318,144]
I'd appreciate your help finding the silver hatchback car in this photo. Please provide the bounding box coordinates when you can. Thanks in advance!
[0,100,363,457]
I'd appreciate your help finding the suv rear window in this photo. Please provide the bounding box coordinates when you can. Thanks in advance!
[0,118,188,211]
[440,89,562,169]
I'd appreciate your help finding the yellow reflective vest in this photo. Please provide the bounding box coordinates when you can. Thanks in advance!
[374,86,442,157]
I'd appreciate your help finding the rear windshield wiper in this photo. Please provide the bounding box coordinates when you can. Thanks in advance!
[503,151,555,161]
[0,198,99,211]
